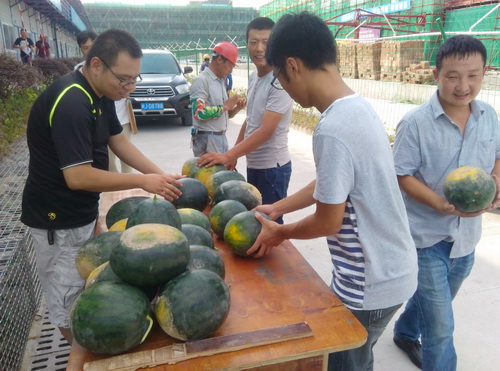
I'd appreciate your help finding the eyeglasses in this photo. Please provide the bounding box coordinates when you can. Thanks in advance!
[270,64,284,90]
[101,59,142,87]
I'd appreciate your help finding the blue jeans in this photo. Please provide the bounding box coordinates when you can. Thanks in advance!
[394,240,475,371]
[328,303,402,371]
[247,161,291,224]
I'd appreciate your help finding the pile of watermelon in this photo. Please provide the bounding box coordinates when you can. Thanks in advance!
[70,157,272,356]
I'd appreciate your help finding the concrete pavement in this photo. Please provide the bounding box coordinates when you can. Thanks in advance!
[132,111,499,371]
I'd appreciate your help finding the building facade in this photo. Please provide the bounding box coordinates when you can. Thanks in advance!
[0,0,91,61]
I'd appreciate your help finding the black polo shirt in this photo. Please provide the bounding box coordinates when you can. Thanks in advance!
[21,70,122,229]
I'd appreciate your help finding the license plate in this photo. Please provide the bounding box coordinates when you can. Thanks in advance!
[141,102,164,110]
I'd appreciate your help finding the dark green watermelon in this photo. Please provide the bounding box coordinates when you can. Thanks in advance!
[172,178,209,211]
[155,269,230,341]
[181,224,214,249]
[70,281,153,355]
[126,195,181,229]
[105,196,149,229]
[444,165,496,213]
[187,245,225,278]
[214,180,262,210]
[109,223,190,287]
[75,231,123,280]
[209,199,247,238]
[224,211,271,257]
[206,170,246,200]
[178,208,211,232]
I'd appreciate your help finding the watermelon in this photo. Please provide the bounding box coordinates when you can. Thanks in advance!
[75,231,123,280]
[85,261,122,289]
[155,269,230,341]
[181,224,214,249]
[206,170,246,200]
[214,180,262,210]
[109,223,190,287]
[191,163,227,185]
[105,196,149,229]
[444,166,496,213]
[181,157,199,177]
[171,178,209,211]
[178,208,211,232]
[209,200,247,238]
[70,281,153,355]
[224,211,271,257]
[126,195,181,230]
[187,245,225,278]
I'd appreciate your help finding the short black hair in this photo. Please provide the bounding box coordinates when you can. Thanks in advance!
[246,17,274,42]
[436,35,487,70]
[266,12,336,71]
[76,30,97,47]
[86,29,142,67]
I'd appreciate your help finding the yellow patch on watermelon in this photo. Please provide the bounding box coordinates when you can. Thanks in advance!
[120,224,185,250]
[224,223,247,244]
[85,261,109,289]
[445,166,481,183]
[155,296,183,340]
[109,218,127,231]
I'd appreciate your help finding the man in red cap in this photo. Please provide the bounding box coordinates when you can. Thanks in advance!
[190,41,245,156]
[35,34,50,59]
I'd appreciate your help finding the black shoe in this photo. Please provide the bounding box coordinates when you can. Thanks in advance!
[393,335,423,369]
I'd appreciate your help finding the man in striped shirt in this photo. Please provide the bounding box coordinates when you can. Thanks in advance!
[249,12,418,370]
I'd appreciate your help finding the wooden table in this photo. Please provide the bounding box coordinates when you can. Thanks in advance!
[67,190,367,371]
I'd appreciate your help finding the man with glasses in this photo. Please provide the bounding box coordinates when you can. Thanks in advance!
[21,29,183,344]
[247,12,418,370]
[190,41,245,156]
[198,17,293,224]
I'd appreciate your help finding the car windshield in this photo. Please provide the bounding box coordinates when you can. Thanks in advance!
[141,53,181,74]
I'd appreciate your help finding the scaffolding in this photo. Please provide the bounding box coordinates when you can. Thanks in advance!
[260,0,500,67]
[83,2,258,61]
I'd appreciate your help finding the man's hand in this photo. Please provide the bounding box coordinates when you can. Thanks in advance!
[247,213,285,258]
[141,173,184,201]
[198,152,231,168]
[254,204,282,222]
[223,95,241,111]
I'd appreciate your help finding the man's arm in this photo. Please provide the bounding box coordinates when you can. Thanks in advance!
[489,159,500,209]
[62,133,183,200]
[249,197,345,258]
[398,174,491,217]
[198,110,283,167]
[255,180,317,220]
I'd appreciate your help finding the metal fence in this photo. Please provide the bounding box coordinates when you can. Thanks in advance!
[0,139,42,371]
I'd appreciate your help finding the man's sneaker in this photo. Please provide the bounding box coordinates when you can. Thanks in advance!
[393,335,423,369]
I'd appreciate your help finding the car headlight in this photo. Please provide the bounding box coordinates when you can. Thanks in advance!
[176,84,189,94]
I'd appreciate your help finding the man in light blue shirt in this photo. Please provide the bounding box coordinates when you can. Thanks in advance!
[392,35,500,371]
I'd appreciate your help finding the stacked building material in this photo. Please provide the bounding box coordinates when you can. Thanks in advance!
[337,42,358,79]
[380,40,425,81]
[402,61,436,84]
[357,42,382,80]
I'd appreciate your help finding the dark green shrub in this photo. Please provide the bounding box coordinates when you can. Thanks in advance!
[0,53,40,100]
[32,57,71,85]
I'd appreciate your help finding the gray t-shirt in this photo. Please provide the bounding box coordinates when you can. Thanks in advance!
[190,68,228,132]
[245,70,293,169]
[313,94,417,310]
[393,91,500,258]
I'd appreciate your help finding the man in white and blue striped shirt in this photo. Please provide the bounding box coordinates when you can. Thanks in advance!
[249,12,418,371]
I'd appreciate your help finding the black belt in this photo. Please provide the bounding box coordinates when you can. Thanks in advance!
[194,130,226,135]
